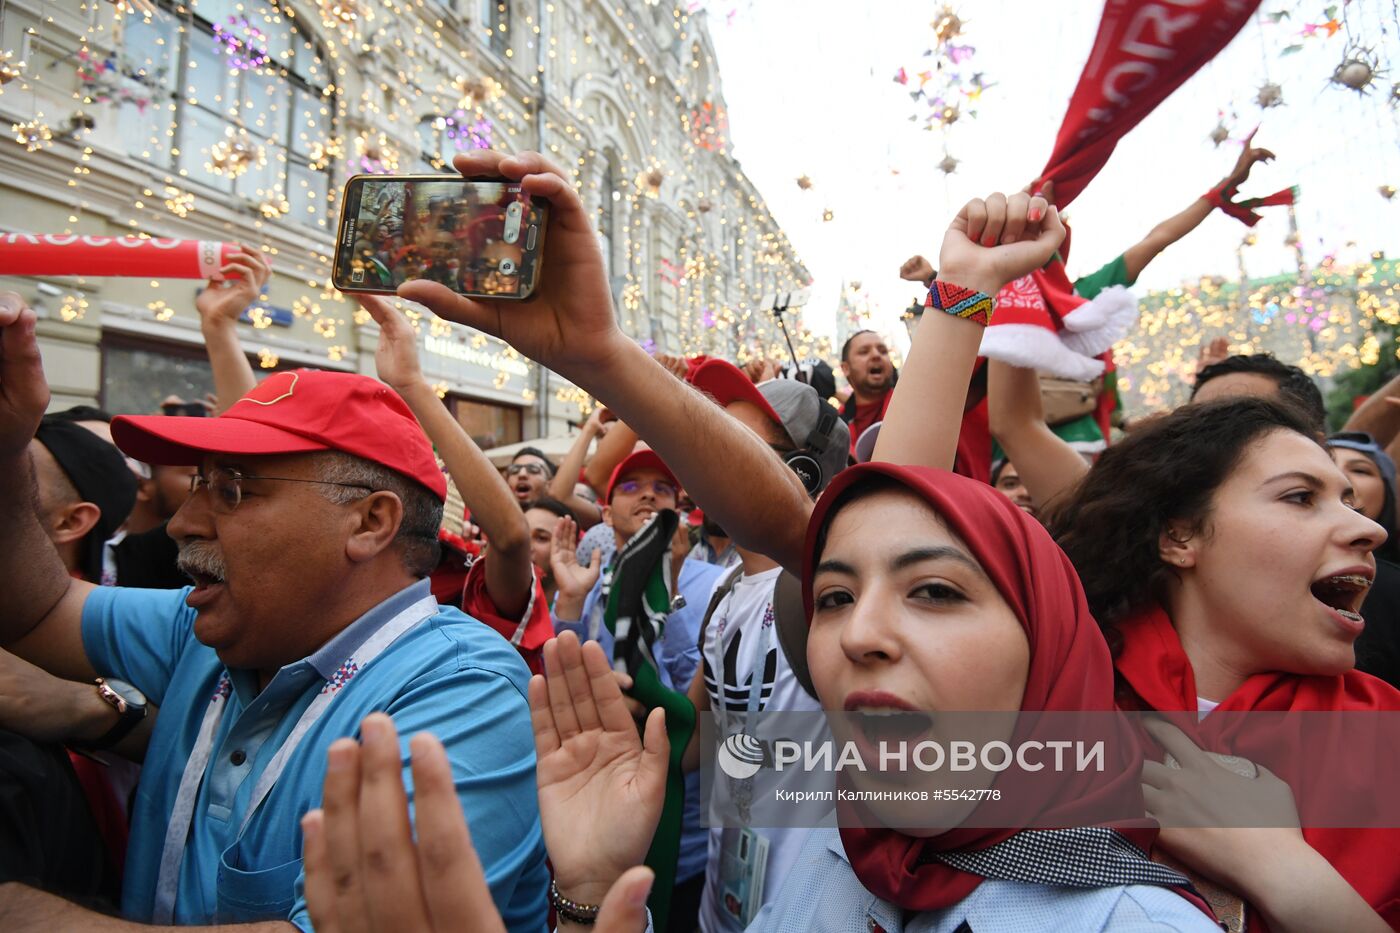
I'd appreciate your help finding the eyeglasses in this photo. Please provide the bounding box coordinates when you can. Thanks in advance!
[189,466,373,513]
[506,463,547,477]
[612,479,678,499]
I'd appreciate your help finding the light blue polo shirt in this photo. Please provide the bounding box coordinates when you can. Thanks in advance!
[82,578,548,931]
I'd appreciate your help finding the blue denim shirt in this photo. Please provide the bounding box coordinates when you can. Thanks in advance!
[552,556,724,882]
[83,579,548,931]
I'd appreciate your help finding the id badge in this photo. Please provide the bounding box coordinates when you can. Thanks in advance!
[718,827,769,928]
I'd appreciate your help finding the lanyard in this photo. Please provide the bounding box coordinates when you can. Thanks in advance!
[713,585,775,736]
[151,594,438,924]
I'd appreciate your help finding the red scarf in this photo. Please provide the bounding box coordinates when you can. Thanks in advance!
[1114,604,1400,927]
[804,464,1165,911]
[1039,0,1263,207]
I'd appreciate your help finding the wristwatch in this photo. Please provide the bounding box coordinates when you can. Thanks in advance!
[89,677,149,750]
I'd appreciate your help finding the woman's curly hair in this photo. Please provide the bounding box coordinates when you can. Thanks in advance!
[1048,396,1324,651]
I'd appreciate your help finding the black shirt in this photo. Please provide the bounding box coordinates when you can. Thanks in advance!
[111,523,188,590]
[1357,558,1400,689]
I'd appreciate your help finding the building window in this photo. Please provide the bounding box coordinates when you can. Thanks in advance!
[117,0,335,228]
[417,116,455,171]
[450,395,522,449]
[100,331,299,415]
[481,0,510,56]
[599,155,619,284]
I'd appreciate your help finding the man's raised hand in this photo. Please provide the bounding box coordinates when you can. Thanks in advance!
[0,291,48,459]
[550,516,602,599]
[1228,128,1275,188]
[898,254,935,284]
[531,633,667,912]
[195,246,271,327]
[938,192,1065,298]
[357,295,425,393]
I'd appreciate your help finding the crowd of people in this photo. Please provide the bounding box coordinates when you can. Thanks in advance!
[0,142,1397,933]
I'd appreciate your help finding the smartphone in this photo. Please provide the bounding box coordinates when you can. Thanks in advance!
[333,174,547,300]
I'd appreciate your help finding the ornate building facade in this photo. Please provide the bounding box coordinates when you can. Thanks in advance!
[0,0,812,444]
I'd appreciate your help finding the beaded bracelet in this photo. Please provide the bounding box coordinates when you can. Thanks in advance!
[926,280,994,327]
[549,879,601,926]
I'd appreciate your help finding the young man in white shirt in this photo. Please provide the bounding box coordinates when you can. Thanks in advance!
[684,360,850,933]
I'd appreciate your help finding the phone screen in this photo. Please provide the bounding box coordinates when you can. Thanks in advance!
[333,175,546,299]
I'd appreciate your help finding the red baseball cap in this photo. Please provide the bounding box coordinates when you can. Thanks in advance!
[110,369,447,500]
[689,358,783,425]
[605,449,680,503]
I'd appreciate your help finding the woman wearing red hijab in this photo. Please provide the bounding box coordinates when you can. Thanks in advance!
[755,460,1218,930]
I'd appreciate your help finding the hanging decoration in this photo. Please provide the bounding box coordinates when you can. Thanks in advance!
[938,152,959,174]
[638,167,665,198]
[257,348,279,369]
[1381,185,1397,200]
[353,132,400,174]
[163,186,195,217]
[1209,119,1230,146]
[893,4,992,137]
[258,197,290,219]
[212,16,272,72]
[12,118,54,151]
[206,127,265,178]
[59,294,89,322]
[696,197,712,213]
[0,50,24,87]
[316,0,368,36]
[436,110,494,151]
[1256,81,1284,109]
[1331,44,1385,94]
[306,137,344,172]
[821,208,834,222]
[454,75,504,111]
[795,174,813,191]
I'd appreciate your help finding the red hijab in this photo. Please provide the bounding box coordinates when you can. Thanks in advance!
[803,463,1157,911]
[1115,604,1400,927]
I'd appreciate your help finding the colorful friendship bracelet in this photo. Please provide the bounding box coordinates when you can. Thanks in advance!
[926,280,994,327]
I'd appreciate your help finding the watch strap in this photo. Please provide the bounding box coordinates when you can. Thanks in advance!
[88,679,147,750]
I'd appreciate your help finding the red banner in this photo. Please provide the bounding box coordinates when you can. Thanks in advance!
[0,235,239,279]
[1039,0,1262,207]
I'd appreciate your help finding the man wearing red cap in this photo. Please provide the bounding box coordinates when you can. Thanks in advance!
[0,296,546,932]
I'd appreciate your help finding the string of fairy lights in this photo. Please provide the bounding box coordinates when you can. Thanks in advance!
[0,0,828,416]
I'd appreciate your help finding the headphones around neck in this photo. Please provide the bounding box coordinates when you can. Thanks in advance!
[783,402,840,497]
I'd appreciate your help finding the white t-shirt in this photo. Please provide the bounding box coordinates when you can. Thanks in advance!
[699,565,823,933]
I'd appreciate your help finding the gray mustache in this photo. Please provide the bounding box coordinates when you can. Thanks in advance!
[177,541,227,583]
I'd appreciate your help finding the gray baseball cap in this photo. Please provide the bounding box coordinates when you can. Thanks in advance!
[691,359,850,495]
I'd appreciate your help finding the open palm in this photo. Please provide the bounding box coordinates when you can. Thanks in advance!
[531,633,668,902]
[356,294,423,392]
[551,516,602,597]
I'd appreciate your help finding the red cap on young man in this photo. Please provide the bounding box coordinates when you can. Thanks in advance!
[605,449,680,503]
[110,369,447,500]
